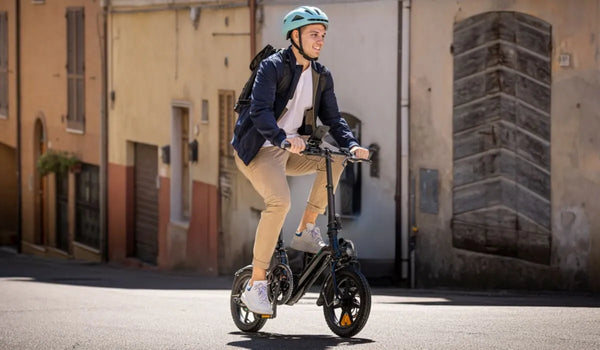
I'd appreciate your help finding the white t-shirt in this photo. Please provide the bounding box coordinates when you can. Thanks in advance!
[263,67,313,147]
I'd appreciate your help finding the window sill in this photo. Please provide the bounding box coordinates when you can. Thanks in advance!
[170,219,190,230]
[72,241,101,254]
[66,128,85,135]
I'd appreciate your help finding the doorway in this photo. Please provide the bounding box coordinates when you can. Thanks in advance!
[34,119,46,246]
[134,143,159,264]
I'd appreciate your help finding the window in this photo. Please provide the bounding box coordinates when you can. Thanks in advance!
[218,90,235,157]
[0,12,8,118]
[338,114,362,216]
[201,99,209,123]
[75,163,99,248]
[324,113,363,217]
[66,8,85,131]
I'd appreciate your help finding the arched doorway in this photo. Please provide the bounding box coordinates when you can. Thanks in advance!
[33,118,47,246]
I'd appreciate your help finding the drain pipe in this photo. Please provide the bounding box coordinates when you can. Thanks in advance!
[399,0,411,282]
[16,0,22,253]
[249,0,256,58]
[99,0,109,261]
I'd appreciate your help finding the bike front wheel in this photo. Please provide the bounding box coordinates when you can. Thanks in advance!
[322,267,371,338]
[230,266,267,332]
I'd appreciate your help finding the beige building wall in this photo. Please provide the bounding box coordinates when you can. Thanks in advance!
[109,5,249,183]
[20,0,103,258]
[411,0,600,291]
[0,1,18,246]
[259,1,399,277]
[0,0,17,147]
[108,1,252,271]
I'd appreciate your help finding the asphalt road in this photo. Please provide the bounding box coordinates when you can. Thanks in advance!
[1,248,599,349]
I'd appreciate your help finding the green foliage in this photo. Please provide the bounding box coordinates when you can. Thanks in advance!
[36,149,80,176]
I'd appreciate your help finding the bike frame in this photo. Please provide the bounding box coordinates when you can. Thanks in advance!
[274,146,358,307]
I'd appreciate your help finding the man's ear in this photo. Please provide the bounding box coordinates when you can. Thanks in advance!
[292,28,300,41]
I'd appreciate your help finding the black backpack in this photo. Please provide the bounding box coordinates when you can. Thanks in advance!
[233,44,292,114]
[234,45,291,114]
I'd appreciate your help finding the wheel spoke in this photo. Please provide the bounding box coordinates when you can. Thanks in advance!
[243,309,250,323]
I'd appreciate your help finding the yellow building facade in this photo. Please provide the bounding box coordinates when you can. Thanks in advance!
[0,1,18,246]
[107,0,254,272]
[19,0,105,262]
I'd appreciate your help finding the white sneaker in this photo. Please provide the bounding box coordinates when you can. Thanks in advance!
[290,223,327,254]
[240,280,272,315]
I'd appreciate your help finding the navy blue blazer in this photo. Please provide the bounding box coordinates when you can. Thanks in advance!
[231,46,359,165]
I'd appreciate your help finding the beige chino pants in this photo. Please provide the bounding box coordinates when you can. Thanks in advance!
[234,146,346,270]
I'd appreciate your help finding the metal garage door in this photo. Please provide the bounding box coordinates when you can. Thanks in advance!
[134,143,158,264]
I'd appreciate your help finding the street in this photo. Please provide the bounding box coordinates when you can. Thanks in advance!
[1,249,599,350]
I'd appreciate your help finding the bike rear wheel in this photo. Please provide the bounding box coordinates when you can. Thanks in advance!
[230,267,267,332]
[322,268,371,338]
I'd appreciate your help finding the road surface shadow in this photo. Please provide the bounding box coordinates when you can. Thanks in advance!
[0,249,233,290]
[2,249,599,307]
[227,331,374,349]
[372,288,600,307]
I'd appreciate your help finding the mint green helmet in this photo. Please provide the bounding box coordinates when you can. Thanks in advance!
[282,6,329,39]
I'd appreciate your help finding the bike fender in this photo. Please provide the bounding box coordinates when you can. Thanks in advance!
[234,264,253,278]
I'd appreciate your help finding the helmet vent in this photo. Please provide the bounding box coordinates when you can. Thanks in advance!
[292,15,304,22]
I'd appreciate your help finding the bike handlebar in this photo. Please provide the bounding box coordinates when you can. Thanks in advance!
[281,140,371,163]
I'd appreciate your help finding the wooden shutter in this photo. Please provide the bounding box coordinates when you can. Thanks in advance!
[218,90,235,157]
[66,8,85,131]
[452,12,552,264]
[0,12,8,117]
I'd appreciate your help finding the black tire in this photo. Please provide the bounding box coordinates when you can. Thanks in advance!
[230,267,267,332]
[322,268,371,338]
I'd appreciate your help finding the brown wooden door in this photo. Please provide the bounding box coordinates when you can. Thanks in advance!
[134,143,159,264]
[55,172,69,251]
[34,119,46,246]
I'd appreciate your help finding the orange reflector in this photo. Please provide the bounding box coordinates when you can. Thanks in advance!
[340,313,352,326]
[260,314,273,319]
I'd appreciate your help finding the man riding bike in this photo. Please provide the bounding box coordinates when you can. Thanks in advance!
[231,5,369,315]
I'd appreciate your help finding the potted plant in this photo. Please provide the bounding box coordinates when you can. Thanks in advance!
[36,149,80,176]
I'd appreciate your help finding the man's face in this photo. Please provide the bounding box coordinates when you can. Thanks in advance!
[294,24,326,58]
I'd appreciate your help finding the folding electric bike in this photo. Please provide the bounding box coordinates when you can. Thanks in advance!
[230,126,372,338]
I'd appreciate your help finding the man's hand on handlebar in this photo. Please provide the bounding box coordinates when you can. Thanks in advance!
[350,145,370,160]
[281,137,306,154]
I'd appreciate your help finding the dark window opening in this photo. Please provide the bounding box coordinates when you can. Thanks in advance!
[55,172,69,251]
[325,113,362,217]
[75,163,99,248]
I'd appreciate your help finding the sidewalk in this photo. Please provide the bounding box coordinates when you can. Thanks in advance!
[0,247,233,291]
[1,247,599,307]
